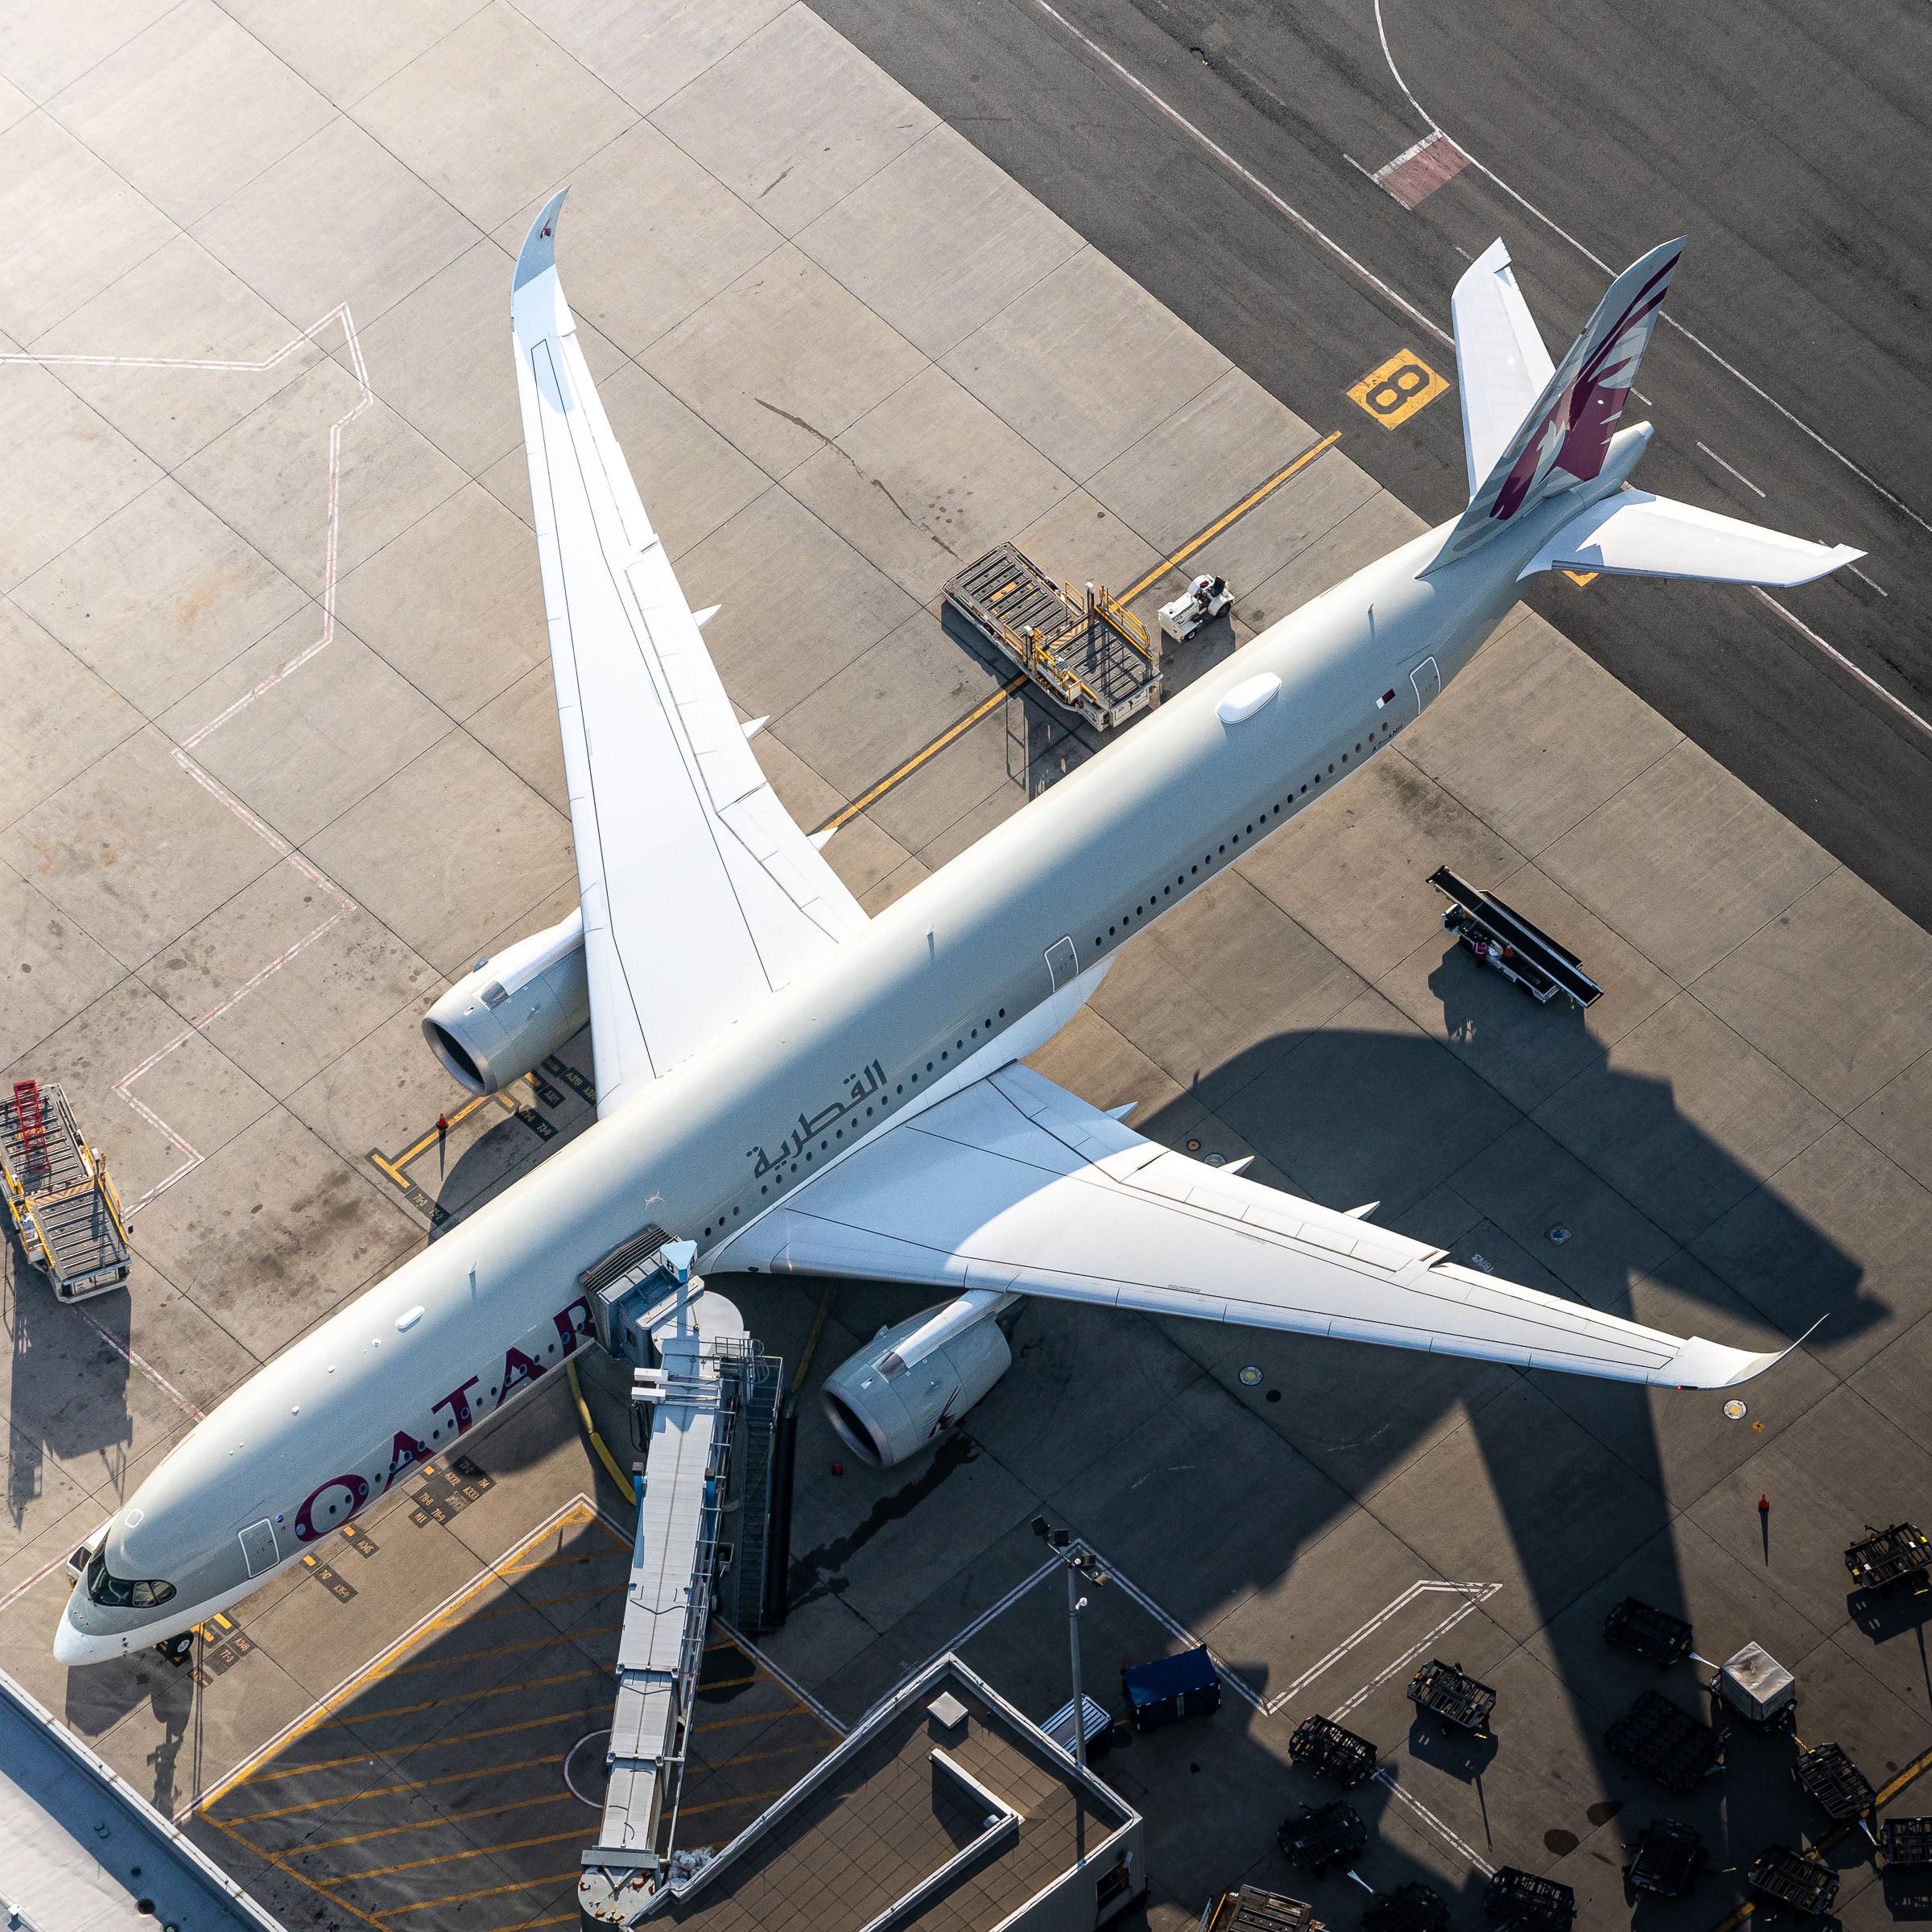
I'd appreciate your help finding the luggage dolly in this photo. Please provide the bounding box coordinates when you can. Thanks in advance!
[1747,1847,1839,1918]
[1406,1657,1496,1737]
[1845,1521,1932,1597]
[1624,1818,1705,1897]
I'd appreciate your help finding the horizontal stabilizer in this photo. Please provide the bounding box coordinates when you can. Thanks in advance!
[1521,490,1864,587]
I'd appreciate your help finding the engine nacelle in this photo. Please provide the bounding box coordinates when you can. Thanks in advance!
[422,909,589,1095]
[821,1298,1013,1468]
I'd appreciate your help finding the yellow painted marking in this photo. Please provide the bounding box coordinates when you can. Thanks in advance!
[321,1824,587,1886]
[192,1502,599,1813]
[1118,431,1344,603]
[213,1819,388,1932]
[691,1701,815,1735]
[221,1753,568,1824]
[1347,350,1450,429]
[291,1790,576,1856]
[239,1708,588,1785]
[814,674,1027,836]
[1562,569,1598,586]
[314,1663,602,1728]
[681,1781,795,1818]
[696,1670,757,1694]
[378,1869,580,1918]
[379,1622,621,1679]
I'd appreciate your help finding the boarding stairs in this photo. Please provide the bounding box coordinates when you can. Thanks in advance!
[1,1082,130,1301]
[945,543,1161,732]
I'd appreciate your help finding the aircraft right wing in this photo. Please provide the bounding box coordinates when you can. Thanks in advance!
[713,1063,1796,1389]
[1521,489,1865,587]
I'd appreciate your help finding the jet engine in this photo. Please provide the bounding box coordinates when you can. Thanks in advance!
[820,1290,1017,1468]
[422,909,589,1095]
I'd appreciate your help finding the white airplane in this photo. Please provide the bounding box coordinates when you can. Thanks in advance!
[56,200,1858,1663]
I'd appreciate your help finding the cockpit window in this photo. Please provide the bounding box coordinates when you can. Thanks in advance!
[84,1552,175,1610]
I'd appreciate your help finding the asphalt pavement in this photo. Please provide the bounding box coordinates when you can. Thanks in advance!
[817,0,1932,926]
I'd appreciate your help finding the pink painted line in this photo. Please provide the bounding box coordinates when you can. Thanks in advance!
[0,308,375,1211]
[1375,131,1470,210]
[85,1314,205,1422]
[0,1553,69,1618]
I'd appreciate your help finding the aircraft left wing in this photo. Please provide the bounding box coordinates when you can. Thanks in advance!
[712,1063,1794,1389]
[511,193,866,1117]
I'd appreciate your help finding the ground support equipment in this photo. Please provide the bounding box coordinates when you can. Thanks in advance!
[1793,1740,1875,1823]
[0,1080,130,1301]
[1121,1644,1220,1732]
[1206,1885,1322,1932]
[1747,1847,1838,1917]
[1277,1801,1367,1875]
[1604,1690,1724,1794]
[1483,1868,1575,1932]
[944,544,1161,731]
[1428,868,1602,1009]
[1361,1884,1449,1932]
[1845,1523,1932,1596]
[1603,1596,1694,1666]
[1624,1818,1705,1896]
[1406,1658,1496,1736]
[1287,1714,1378,1787]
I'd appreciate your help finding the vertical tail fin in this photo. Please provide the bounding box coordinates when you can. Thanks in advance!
[1435,237,1681,568]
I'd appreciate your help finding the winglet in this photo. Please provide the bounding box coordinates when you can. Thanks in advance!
[1673,1312,1828,1389]
[514,188,569,292]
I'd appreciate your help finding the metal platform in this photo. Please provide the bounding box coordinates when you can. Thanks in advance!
[1,1081,130,1302]
[945,544,1161,731]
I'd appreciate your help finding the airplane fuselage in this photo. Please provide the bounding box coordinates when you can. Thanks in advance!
[57,476,1587,1662]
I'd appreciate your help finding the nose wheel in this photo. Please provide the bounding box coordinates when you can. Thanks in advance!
[155,1633,194,1667]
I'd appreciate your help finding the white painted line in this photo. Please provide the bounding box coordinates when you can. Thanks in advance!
[1850,564,1889,598]
[1327,1587,1500,1721]
[1370,0,1932,541]
[1028,0,1452,349]
[3,308,372,1214]
[1749,587,1932,741]
[1374,1765,1496,1875]
[709,1612,848,1737]
[1696,441,1766,497]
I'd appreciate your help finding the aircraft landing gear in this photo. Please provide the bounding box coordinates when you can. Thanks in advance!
[155,1632,194,1667]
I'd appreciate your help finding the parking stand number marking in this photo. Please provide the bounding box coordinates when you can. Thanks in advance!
[1348,350,1450,428]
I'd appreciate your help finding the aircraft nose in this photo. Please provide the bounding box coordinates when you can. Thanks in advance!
[52,1600,119,1668]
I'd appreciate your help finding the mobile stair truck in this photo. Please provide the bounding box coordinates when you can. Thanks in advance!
[1,1080,130,1301]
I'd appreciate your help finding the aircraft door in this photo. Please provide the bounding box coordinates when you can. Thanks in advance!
[1410,655,1442,714]
[238,1517,279,1577]
[1044,935,1079,991]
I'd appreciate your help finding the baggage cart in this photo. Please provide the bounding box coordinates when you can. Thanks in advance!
[1407,1657,1496,1736]
[1207,1885,1321,1932]
[1361,1884,1448,1932]
[1845,1523,1932,1596]
[1,1080,130,1301]
[1288,1714,1378,1787]
[1484,1868,1575,1932]
[1625,1818,1705,1897]
[1278,1800,1367,1875]
[1121,1644,1220,1732]
[1882,1818,1932,1867]
[1794,1740,1875,1822]
[1712,1641,1796,1731]
[1603,1596,1694,1666]
[1747,1847,1838,1918]
[1604,1689,1724,1794]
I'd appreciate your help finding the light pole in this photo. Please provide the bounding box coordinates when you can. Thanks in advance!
[1032,1515,1108,1769]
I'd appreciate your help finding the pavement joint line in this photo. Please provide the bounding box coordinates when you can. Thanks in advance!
[183,1496,599,1819]
[2,308,380,1216]
[1116,431,1344,605]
